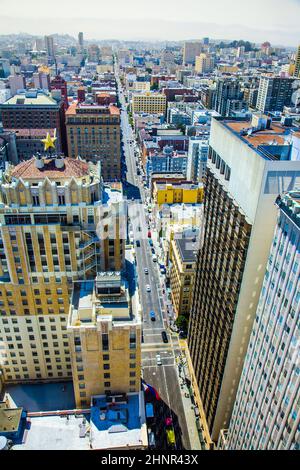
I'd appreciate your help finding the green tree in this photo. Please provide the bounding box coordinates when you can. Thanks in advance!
[151,83,158,91]
[175,315,189,333]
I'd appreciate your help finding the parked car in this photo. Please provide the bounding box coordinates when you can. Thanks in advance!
[144,268,149,274]
[146,285,151,292]
[136,240,140,247]
[152,255,157,262]
[156,354,162,365]
[148,231,151,238]
[149,239,153,247]
[161,331,168,343]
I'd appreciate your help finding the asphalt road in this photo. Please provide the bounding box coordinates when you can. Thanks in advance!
[115,64,191,450]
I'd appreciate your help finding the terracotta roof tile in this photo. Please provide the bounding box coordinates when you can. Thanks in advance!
[11,157,90,179]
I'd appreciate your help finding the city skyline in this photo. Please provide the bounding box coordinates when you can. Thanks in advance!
[1,0,300,46]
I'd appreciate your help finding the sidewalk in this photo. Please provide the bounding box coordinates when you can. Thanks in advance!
[174,352,202,450]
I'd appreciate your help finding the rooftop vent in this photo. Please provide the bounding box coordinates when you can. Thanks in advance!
[55,156,65,169]
[34,154,44,169]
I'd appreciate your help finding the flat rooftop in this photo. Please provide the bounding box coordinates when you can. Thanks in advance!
[2,92,58,107]
[175,236,199,263]
[5,382,75,412]
[12,392,147,450]
[221,118,300,159]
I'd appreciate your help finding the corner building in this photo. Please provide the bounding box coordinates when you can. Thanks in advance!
[0,155,124,384]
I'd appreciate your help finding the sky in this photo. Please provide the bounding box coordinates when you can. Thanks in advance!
[1,0,300,46]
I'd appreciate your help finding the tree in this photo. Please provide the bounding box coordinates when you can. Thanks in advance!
[175,315,188,333]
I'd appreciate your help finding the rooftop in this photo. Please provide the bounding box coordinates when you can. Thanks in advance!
[276,190,300,228]
[11,392,147,450]
[221,117,300,159]
[10,156,90,180]
[4,128,56,138]
[65,101,120,116]
[155,181,203,191]
[1,91,58,107]
[175,235,199,263]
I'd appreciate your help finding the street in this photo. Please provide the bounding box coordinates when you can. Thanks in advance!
[115,63,193,450]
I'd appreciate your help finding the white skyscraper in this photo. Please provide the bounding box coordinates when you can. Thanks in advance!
[219,191,300,450]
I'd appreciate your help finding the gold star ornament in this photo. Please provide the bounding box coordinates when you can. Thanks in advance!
[41,129,57,151]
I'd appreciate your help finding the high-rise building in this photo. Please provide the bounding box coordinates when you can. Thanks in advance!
[295,45,300,78]
[219,191,300,450]
[68,271,142,407]
[183,41,202,65]
[0,90,67,155]
[8,74,26,96]
[186,137,209,182]
[0,59,10,78]
[188,114,300,442]
[33,72,50,91]
[213,78,243,116]
[66,102,121,181]
[256,75,294,113]
[195,54,215,74]
[44,35,55,57]
[0,156,125,385]
[169,235,198,318]
[50,75,68,110]
[78,32,84,49]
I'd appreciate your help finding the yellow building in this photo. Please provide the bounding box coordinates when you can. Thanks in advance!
[153,181,204,206]
[132,92,166,115]
[195,54,215,74]
[68,271,142,408]
[169,237,198,318]
[217,65,239,74]
[133,81,151,92]
[0,155,124,384]
[66,102,121,182]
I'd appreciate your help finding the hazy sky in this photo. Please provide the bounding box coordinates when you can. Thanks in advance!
[1,0,300,46]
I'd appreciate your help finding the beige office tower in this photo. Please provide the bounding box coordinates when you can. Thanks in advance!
[68,272,142,408]
[0,155,125,385]
[195,54,215,74]
[66,103,121,182]
[183,41,203,65]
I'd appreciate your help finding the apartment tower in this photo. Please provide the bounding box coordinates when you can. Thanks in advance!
[0,155,124,385]
[220,191,300,450]
[188,114,300,442]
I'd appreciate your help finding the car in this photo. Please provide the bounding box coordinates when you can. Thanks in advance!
[156,354,162,365]
[144,268,149,274]
[136,240,140,247]
[149,239,153,247]
[151,248,155,254]
[150,311,156,321]
[148,231,151,238]
[161,331,168,343]
[152,255,157,262]
[146,285,151,293]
